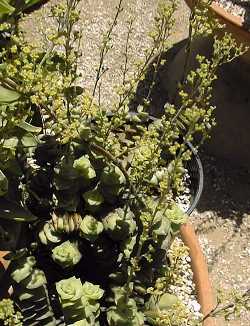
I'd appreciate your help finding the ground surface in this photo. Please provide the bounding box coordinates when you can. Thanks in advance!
[22,0,250,325]
[191,153,250,326]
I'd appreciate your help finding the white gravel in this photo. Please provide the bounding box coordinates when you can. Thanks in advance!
[168,238,203,324]
[190,153,250,325]
[176,169,192,213]
[214,0,250,29]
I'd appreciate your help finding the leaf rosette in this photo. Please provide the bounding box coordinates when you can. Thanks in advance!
[82,189,104,213]
[73,155,96,180]
[82,281,104,301]
[100,165,126,203]
[52,240,82,268]
[103,207,136,241]
[79,215,103,242]
[100,164,125,187]
[56,276,83,303]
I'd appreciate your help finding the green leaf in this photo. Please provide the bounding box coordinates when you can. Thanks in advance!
[0,169,8,196]
[17,121,41,133]
[0,197,37,222]
[21,133,39,147]
[24,0,43,8]
[73,155,96,180]
[0,0,14,14]
[3,136,19,149]
[0,85,20,103]
[83,189,104,213]
[0,63,7,71]
[158,293,179,310]
[146,293,179,313]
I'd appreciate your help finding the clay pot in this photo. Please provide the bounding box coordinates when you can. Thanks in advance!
[181,223,216,326]
[185,0,250,62]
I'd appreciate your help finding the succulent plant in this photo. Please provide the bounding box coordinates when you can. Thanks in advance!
[152,210,171,238]
[38,221,62,245]
[147,293,179,311]
[82,281,104,301]
[54,156,80,190]
[56,277,83,304]
[52,240,82,268]
[79,215,103,242]
[56,277,104,325]
[107,288,144,326]
[73,155,96,180]
[148,168,168,186]
[145,293,183,325]
[120,235,137,259]
[21,269,47,289]
[1,0,243,324]
[11,256,36,284]
[99,164,126,203]
[39,212,82,245]
[103,207,136,241]
[83,189,104,213]
[78,125,92,141]
[68,320,90,326]
[10,256,56,325]
[52,212,82,233]
[100,165,126,203]
[100,164,125,187]
[166,205,187,233]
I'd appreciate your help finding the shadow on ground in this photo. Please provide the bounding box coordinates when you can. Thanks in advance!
[195,152,250,271]
[197,152,250,225]
[132,37,250,227]
[129,39,187,116]
[131,39,250,284]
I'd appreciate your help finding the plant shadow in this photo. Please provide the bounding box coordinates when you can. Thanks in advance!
[132,36,250,218]
[129,39,187,117]
[131,38,250,267]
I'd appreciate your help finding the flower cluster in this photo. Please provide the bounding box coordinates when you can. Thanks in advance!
[0,299,23,326]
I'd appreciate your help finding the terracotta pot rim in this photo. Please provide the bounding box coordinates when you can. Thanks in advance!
[180,223,216,326]
[185,0,250,42]
[211,2,244,29]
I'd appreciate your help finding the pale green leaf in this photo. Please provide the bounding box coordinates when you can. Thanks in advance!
[0,85,20,103]
[0,0,14,14]
[3,136,19,149]
[21,133,38,147]
[17,121,41,133]
[0,169,8,196]
[24,0,43,7]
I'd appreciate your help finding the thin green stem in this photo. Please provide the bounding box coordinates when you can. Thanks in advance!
[122,18,134,87]
[199,289,250,324]
[89,0,123,108]
[171,5,195,105]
